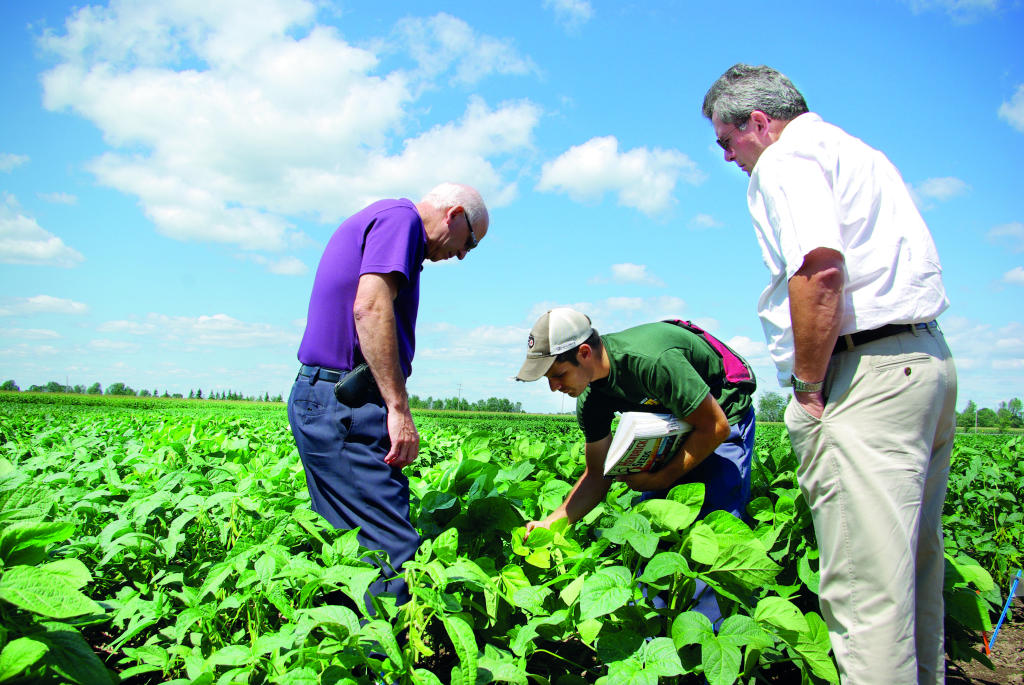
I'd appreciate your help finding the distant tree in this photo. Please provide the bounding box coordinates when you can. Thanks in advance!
[196,389,203,400]
[1,380,19,392]
[87,382,103,395]
[139,389,152,397]
[957,400,977,428]
[756,391,788,423]
[976,407,998,428]
[172,393,183,399]
[106,382,137,396]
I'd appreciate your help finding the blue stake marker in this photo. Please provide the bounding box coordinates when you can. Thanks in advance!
[988,569,1022,652]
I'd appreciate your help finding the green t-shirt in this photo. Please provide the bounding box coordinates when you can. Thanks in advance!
[576,322,754,443]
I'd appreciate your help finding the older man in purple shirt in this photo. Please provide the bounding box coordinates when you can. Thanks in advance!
[289,182,489,607]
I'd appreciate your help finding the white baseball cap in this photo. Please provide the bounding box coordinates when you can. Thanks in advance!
[516,308,594,381]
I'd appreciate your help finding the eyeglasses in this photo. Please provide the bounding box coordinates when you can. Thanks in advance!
[716,120,748,152]
[463,210,478,252]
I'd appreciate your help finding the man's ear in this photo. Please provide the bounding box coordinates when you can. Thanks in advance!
[750,110,772,135]
[576,344,592,363]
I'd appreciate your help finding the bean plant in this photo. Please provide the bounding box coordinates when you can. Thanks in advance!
[0,396,1014,683]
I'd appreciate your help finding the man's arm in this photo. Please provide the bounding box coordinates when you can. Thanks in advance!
[621,393,730,492]
[788,247,845,418]
[352,272,419,468]
[525,434,613,535]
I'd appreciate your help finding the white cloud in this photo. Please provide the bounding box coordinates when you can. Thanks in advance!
[610,263,665,287]
[537,136,704,215]
[543,0,594,31]
[1003,266,1024,285]
[905,0,1001,22]
[691,213,722,229]
[90,339,142,353]
[0,328,61,340]
[100,313,296,348]
[988,222,1024,252]
[1000,84,1024,133]
[393,13,538,85]
[908,176,969,209]
[38,3,538,256]
[0,344,60,358]
[37,192,78,205]
[245,253,308,275]
[0,194,85,267]
[0,295,89,316]
[0,153,29,172]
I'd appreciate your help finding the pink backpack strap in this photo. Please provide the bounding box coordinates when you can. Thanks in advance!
[663,319,757,392]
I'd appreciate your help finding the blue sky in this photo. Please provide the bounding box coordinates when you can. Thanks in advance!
[1,0,1022,414]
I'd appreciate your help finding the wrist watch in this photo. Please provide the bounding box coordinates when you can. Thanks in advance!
[790,374,824,393]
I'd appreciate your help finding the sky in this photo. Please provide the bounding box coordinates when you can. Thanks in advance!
[1,0,1022,414]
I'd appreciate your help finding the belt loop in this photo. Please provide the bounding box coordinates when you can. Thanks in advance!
[911,324,921,336]
[842,334,853,352]
[308,366,319,385]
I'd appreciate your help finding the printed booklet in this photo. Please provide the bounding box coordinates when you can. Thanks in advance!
[603,411,692,477]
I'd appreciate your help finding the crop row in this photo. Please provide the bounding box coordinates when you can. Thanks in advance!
[0,398,1018,684]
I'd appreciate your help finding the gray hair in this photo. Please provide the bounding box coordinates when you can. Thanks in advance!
[702,64,809,125]
[420,182,488,228]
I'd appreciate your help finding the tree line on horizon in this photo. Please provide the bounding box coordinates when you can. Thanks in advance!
[756,390,1023,430]
[0,379,283,403]
[0,380,527,413]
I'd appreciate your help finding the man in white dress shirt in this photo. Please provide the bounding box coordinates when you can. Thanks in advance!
[702,63,957,684]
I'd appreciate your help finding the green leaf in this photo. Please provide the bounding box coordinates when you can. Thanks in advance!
[671,610,715,648]
[0,521,76,567]
[794,612,839,683]
[208,644,251,667]
[701,636,742,685]
[442,615,478,685]
[666,482,706,510]
[433,527,459,564]
[641,637,685,677]
[0,637,48,682]
[363,619,403,667]
[688,523,718,565]
[580,566,632,620]
[33,557,91,591]
[717,615,775,651]
[636,497,701,532]
[753,596,806,641]
[0,565,102,618]
[638,551,691,584]
[38,622,115,685]
[946,587,994,632]
[478,643,527,685]
[603,512,659,558]
[412,668,446,685]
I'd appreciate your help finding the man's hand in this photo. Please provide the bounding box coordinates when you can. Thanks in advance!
[384,407,419,468]
[794,389,826,419]
[618,469,674,492]
[524,518,552,539]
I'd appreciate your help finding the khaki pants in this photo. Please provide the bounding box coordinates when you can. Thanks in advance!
[785,325,957,684]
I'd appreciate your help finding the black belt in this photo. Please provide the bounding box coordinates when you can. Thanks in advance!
[832,321,938,356]
[297,364,346,383]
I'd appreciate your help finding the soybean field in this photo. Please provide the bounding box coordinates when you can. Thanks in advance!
[0,394,1020,684]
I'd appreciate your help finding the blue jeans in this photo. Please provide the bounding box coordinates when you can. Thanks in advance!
[287,369,421,607]
[641,408,756,625]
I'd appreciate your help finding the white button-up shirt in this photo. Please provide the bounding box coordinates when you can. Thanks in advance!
[747,113,949,386]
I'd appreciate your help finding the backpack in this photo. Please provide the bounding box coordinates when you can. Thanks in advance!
[662,319,757,393]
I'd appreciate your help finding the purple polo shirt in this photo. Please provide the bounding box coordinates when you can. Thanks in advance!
[297,198,426,377]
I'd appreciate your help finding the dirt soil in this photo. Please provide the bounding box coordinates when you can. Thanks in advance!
[947,596,1024,685]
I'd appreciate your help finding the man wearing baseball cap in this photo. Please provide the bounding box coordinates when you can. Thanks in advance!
[517,307,757,622]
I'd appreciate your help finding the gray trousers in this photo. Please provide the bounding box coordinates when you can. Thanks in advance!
[785,324,956,684]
